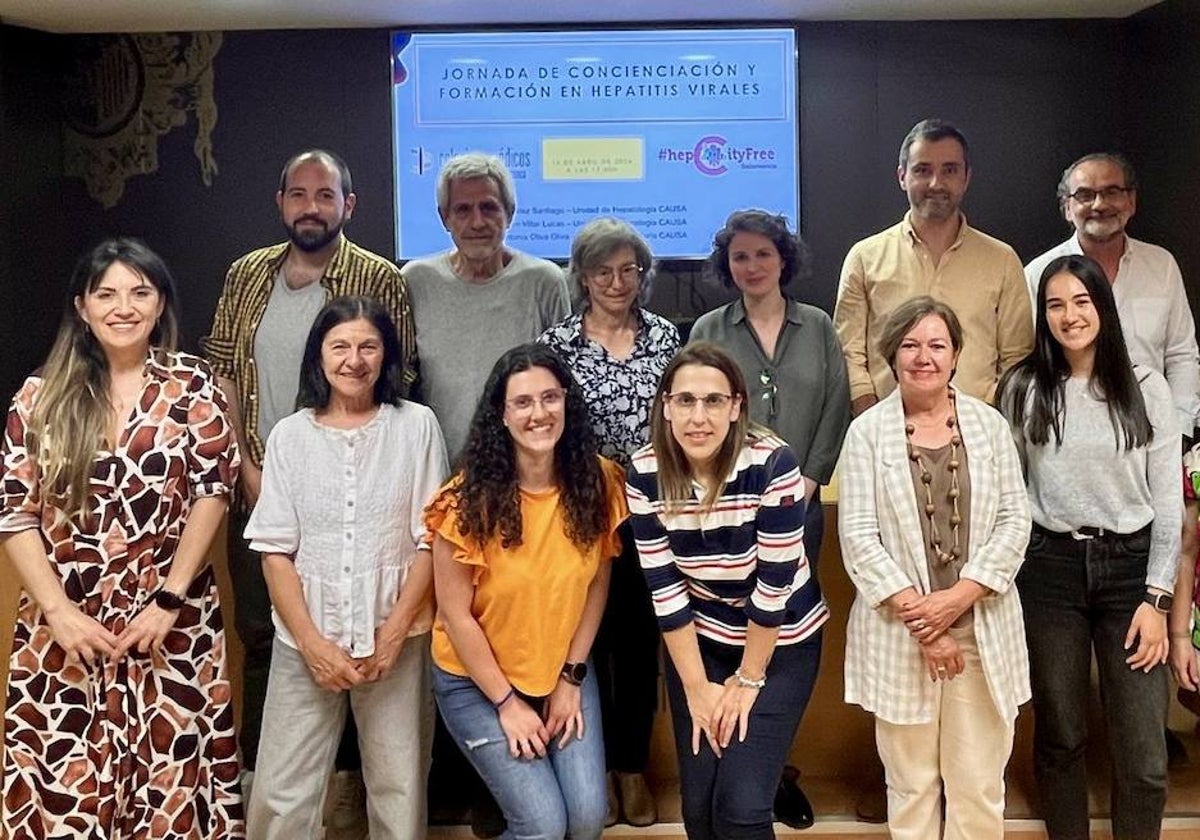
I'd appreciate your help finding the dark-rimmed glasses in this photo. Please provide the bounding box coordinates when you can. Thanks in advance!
[1064,185,1133,204]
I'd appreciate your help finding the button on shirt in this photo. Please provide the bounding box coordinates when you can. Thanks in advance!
[244,403,449,657]
[1024,234,1200,433]
[835,212,1033,403]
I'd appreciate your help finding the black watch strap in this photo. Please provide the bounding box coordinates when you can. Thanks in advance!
[1144,591,1173,613]
[560,661,587,686]
[154,588,186,611]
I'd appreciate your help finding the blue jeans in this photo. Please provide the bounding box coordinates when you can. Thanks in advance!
[433,665,606,840]
[665,633,822,840]
[1018,524,1167,840]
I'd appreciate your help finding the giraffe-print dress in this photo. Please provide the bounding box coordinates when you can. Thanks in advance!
[0,350,244,839]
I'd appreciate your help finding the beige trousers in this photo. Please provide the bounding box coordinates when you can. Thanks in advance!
[247,634,434,840]
[875,627,1014,840]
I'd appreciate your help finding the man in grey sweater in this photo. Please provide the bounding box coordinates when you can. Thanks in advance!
[402,151,569,838]
[402,152,570,462]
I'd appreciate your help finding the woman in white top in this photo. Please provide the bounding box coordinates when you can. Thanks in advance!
[244,296,449,840]
[998,254,1179,840]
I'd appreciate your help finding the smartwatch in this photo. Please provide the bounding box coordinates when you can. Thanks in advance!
[1144,591,1173,613]
[560,661,588,686]
[153,589,186,611]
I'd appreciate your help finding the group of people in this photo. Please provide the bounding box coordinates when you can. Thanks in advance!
[0,116,1197,840]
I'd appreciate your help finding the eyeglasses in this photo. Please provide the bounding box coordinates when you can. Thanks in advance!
[587,264,642,287]
[1065,185,1133,204]
[759,368,779,420]
[664,392,733,414]
[505,387,566,415]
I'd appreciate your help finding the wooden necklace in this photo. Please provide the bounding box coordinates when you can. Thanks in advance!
[905,395,963,565]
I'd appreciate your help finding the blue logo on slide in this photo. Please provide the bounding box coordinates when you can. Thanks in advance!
[693,136,728,176]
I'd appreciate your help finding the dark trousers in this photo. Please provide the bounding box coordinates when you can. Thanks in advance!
[1018,524,1167,840]
[592,520,660,773]
[227,509,361,772]
[665,632,822,840]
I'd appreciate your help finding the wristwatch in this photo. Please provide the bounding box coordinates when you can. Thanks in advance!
[1144,591,1173,613]
[153,588,186,611]
[560,661,588,686]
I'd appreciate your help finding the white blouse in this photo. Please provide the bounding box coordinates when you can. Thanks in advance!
[245,402,449,657]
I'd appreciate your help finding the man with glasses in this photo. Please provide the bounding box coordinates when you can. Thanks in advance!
[401,151,568,839]
[1024,152,1200,435]
[835,118,1033,416]
[402,152,569,462]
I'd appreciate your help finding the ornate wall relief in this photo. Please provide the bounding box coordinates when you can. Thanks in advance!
[63,33,222,208]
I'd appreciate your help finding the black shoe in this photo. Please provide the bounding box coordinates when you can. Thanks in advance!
[773,765,815,829]
[470,795,506,839]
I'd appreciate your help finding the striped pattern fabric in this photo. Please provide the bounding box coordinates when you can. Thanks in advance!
[625,430,828,647]
[202,236,417,468]
[838,389,1032,725]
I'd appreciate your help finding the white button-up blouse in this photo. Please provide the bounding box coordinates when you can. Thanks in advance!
[245,402,448,657]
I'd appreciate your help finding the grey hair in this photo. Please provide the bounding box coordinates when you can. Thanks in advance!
[568,217,656,307]
[436,152,517,221]
[1056,152,1139,203]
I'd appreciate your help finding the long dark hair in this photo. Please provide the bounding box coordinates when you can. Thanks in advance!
[998,254,1150,450]
[28,237,180,524]
[453,343,608,549]
[296,296,404,409]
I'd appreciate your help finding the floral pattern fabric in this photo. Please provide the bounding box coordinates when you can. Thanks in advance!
[0,350,243,839]
[538,310,680,469]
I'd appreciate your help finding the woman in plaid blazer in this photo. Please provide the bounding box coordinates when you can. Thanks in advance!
[839,296,1032,840]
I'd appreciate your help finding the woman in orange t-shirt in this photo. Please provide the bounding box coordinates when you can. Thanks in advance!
[428,343,627,840]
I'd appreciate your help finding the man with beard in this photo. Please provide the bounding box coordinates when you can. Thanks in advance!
[204,149,414,839]
[1024,152,1200,434]
[834,119,1032,417]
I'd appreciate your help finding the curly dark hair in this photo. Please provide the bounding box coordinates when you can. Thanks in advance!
[454,343,609,549]
[708,209,812,290]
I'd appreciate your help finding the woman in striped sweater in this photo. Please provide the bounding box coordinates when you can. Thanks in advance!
[625,342,825,840]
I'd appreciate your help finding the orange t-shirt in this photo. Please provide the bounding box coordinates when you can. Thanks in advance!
[428,457,628,696]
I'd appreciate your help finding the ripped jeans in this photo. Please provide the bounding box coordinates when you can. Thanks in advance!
[432,664,606,840]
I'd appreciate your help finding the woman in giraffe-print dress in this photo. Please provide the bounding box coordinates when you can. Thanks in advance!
[0,238,243,839]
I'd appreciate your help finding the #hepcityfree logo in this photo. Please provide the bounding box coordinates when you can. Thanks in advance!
[693,135,728,176]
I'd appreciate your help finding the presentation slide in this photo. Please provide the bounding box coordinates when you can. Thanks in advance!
[391,28,799,260]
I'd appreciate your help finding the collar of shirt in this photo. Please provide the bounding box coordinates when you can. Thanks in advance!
[728,296,806,328]
[264,233,353,285]
[900,210,970,253]
[567,308,655,355]
[1068,231,1136,266]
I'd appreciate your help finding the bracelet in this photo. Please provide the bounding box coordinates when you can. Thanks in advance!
[1171,633,1194,641]
[492,687,515,710]
[732,668,766,690]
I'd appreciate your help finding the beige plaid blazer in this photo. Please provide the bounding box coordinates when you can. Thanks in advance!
[839,389,1032,724]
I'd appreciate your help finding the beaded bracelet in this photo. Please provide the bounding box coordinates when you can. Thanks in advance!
[492,687,515,709]
[733,668,766,690]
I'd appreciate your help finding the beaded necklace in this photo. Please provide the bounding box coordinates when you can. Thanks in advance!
[904,392,963,566]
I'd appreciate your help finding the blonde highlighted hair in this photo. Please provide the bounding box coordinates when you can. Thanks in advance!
[27,238,180,524]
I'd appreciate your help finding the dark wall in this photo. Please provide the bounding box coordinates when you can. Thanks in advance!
[798,20,1130,314]
[2,9,1196,403]
[52,29,399,362]
[0,27,69,404]
[1127,0,1200,325]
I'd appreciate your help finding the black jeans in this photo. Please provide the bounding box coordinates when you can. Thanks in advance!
[227,509,361,772]
[592,520,660,773]
[665,633,822,840]
[1018,524,1167,840]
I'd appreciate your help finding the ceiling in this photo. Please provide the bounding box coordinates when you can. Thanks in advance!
[0,0,1163,35]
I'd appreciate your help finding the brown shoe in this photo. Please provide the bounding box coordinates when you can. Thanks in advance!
[605,771,619,827]
[617,771,657,827]
[854,776,888,824]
